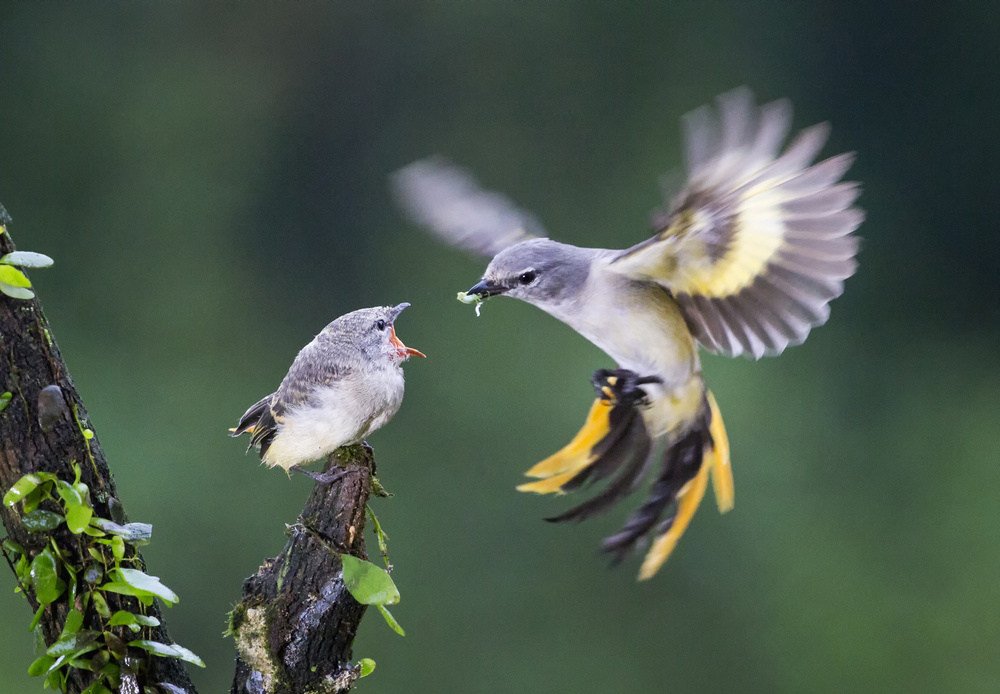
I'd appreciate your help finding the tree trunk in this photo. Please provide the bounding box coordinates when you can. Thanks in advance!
[229,445,373,694]
[0,228,199,692]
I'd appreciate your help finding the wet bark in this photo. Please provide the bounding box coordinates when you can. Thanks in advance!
[0,228,199,693]
[229,446,373,694]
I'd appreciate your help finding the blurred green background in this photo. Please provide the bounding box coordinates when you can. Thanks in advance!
[1,2,998,693]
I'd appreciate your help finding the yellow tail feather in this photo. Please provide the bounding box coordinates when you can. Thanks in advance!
[705,391,734,514]
[516,469,582,495]
[521,398,613,482]
[638,458,710,580]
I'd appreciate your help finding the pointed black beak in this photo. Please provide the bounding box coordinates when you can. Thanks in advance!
[466,279,509,299]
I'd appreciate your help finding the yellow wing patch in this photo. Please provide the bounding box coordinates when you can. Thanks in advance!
[610,89,862,359]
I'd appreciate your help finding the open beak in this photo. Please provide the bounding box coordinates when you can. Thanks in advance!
[465,279,509,298]
[389,325,425,359]
[386,305,425,359]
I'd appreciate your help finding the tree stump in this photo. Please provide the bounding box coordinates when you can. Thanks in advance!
[229,445,374,694]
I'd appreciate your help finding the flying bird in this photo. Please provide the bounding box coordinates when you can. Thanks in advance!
[392,88,861,579]
[231,304,425,481]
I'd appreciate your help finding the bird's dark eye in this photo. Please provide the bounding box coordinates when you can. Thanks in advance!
[376,319,386,331]
[518,271,537,285]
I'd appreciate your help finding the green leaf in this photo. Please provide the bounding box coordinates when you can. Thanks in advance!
[66,654,96,671]
[65,504,93,535]
[56,480,83,507]
[108,610,137,627]
[111,535,125,561]
[28,604,45,632]
[21,486,45,514]
[27,654,55,677]
[103,631,127,658]
[47,630,100,657]
[99,662,120,682]
[100,581,147,599]
[21,509,63,532]
[135,614,160,627]
[128,640,205,668]
[120,522,152,544]
[0,251,53,268]
[0,264,31,287]
[91,591,111,619]
[81,680,114,694]
[106,568,178,604]
[15,553,30,583]
[62,609,85,635]
[45,666,65,690]
[91,518,153,543]
[5,474,41,507]
[29,548,65,605]
[376,605,406,636]
[340,554,400,605]
[0,391,12,412]
[0,282,34,299]
[358,658,376,677]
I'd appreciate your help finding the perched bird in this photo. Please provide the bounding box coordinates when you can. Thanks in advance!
[230,304,425,481]
[392,88,861,579]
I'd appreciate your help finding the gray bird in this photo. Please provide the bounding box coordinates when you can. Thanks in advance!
[231,304,425,480]
[392,88,862,579]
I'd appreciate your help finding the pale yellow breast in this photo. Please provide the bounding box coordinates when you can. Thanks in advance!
[565,266,699,388]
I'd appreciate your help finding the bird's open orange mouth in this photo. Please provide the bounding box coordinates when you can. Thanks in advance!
[389,325,425,359]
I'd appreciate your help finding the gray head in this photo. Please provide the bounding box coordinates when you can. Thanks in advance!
[321,303,425,366]
[465,238,594,311]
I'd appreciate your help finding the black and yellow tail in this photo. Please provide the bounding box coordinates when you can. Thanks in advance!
[518,379,732,580]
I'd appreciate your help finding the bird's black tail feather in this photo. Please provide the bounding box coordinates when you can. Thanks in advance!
[518,371,733,579]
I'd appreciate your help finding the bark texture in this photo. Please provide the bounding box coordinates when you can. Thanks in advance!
[230,446,373,694]
[0,229,199,692]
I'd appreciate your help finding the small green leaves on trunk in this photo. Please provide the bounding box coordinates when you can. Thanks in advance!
[340,554,405,636]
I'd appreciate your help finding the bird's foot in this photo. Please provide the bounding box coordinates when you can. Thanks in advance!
[292,465,352,485]
[591,369,663,407]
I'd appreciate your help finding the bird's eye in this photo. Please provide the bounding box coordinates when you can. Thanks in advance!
[518,271,537,285]
[376,319,386,331]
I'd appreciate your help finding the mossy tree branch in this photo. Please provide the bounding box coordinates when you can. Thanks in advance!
[0,227,200,693]
[230,445,374,694]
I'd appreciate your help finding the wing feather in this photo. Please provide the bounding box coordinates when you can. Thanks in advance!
[391,157,543,257]
[611,88,862,357]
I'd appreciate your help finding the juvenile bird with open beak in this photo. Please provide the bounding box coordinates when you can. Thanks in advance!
[231,304,425,482]
[393,88,862,579]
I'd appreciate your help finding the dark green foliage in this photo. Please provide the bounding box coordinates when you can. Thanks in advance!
[3,463,203,692]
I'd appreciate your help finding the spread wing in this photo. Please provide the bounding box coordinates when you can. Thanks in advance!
[391,156,544,258]
[610,88,863,358]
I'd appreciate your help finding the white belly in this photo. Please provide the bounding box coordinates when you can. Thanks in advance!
[538,267,704,439]
[546,269,699,388]
[263,367,405,471]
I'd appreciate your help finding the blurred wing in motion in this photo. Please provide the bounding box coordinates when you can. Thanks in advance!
[391,157,544,257]
[610,88,863,358]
